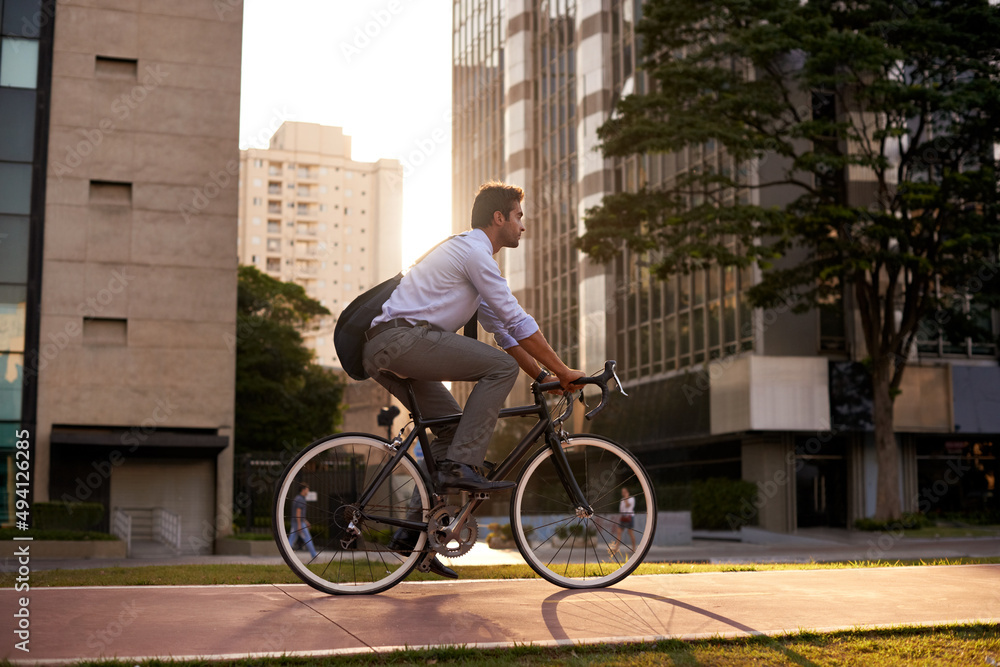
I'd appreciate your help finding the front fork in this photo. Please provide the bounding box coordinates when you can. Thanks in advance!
[545,427,594,517]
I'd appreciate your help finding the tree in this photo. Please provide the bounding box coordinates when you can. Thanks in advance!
[234,265,346,453]
[578,0,1000,520]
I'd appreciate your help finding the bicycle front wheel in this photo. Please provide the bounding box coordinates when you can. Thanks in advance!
[273,433,431,595]
[511,435,656,589]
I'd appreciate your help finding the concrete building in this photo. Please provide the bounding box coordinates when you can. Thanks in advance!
[0,0,243,554]
[451,0,998,532]
[237,122,403,369]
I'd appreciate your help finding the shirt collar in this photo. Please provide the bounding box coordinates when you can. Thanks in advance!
[468,227,494,254]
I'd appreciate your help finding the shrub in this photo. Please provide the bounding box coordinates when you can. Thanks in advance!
[691,478,759,531]
[854,513,934,531]
[656,484,693,511]
[0,528,117,541]
[33,502,104,531]
[486,522,514,541]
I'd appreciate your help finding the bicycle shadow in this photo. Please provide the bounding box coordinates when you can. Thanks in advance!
[539,587,821,666]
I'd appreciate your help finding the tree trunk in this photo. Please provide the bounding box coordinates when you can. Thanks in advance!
[872,356,902,520]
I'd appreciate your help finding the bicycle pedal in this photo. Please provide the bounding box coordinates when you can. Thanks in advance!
[415,553,433,573]
[463,491,491,501]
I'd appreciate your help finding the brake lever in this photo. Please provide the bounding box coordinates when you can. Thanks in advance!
[611,365,628,397]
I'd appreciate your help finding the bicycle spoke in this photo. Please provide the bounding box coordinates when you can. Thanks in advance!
[512,436,656,589]
[274,434,429,594]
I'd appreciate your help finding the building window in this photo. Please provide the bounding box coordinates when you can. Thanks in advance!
[917,275,999,358]
[0,38,39,88]
[267,238,280,252]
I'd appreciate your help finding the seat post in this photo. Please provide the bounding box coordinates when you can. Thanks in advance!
[378,371,437,479]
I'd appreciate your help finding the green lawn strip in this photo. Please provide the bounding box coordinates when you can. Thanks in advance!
[41,623,1000,667]
[893,526,1000,539]
[3,557,999,588]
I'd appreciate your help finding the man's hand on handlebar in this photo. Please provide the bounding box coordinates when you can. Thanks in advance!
[557,368,585,392]
[536,361,623,420]
[537,368,584,394]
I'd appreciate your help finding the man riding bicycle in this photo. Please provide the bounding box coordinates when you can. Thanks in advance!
[361,181,582,578]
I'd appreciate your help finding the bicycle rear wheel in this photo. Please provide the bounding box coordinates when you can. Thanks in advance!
[273,433,430,595]
[510,435,656,589]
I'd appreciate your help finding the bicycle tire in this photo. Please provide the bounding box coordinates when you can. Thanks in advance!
[510,435,656,589]
[273,433,431,595]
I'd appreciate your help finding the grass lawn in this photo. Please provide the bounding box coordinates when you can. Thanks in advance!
[58,623,1000,666]
[895,526,1000,539]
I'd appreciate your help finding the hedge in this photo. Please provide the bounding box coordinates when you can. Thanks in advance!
[690,478,759,531]
[33,501,105,531]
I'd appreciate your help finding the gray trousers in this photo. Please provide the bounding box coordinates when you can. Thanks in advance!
[361,323,519,467]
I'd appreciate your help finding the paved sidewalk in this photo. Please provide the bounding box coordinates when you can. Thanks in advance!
[3,564,998,664]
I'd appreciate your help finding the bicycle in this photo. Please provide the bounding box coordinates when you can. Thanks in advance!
[272,360,656,595]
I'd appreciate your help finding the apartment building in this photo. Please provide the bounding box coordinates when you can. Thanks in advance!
[237,122,403,369]
[452,0,998,532]
[0,0,243,552]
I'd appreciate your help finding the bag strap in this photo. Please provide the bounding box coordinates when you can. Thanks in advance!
[406,232,478,339]
[405,232,471,273]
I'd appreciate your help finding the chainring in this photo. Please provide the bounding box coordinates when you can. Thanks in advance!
[425,505,478,558]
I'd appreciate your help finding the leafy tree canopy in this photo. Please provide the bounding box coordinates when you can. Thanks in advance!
[579,0,1000,519]
[234,265,345,453]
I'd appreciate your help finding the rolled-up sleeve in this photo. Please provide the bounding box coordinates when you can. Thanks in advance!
[466,249,538,349]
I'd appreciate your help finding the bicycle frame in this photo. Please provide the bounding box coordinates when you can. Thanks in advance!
[352,380,594,538]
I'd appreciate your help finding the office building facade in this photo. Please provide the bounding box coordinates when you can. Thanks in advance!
[452,0,998,532]
[1,0,243,553]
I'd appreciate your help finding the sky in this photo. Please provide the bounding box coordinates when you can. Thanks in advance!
[238,0,454,266]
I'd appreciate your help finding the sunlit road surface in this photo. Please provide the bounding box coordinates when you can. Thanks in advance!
[3,564,998,663]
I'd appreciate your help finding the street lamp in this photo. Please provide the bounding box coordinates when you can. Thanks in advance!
[377,405,400,441]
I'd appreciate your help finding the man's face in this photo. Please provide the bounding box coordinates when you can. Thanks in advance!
[499,201,525,249]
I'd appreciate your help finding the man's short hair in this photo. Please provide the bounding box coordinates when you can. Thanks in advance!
[299,483,309,493]
[470,181,524,229]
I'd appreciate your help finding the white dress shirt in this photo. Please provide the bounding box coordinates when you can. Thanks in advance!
[371,229,538,350]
